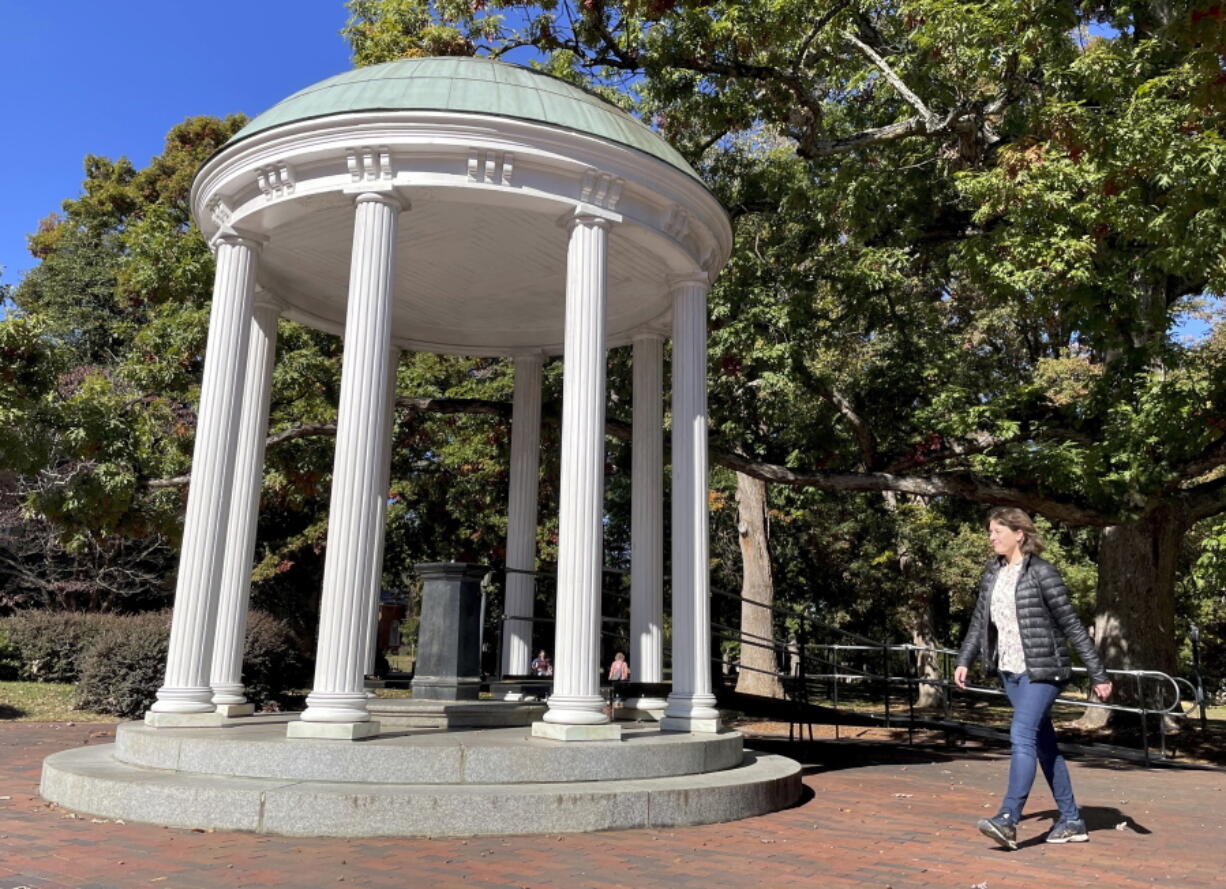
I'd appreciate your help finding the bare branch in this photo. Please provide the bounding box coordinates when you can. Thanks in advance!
[795,114,940,158]
[588,0,639,69]
[843,30,937,126]
[796,1,852,69]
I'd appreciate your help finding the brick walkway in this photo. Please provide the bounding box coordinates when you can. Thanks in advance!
[2,722,1223,889]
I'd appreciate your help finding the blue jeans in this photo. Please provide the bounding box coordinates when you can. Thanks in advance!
[999,671,1079,823]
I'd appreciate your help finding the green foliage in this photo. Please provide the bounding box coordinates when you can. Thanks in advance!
[241,610,309,706]
[0,611,109,683]
[73,611,170,718]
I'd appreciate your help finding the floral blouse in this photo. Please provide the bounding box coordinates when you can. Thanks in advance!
[989,561,1027,673]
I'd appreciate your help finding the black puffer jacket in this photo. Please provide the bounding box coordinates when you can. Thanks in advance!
[957,554,1108,684]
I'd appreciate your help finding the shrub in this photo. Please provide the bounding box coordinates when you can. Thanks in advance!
[71,609,306,718]
[0,610,109,682]
[74,611,171,718]
[0,627,21,680]
[240,610,307,708]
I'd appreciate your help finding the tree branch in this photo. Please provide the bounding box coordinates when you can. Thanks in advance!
[1176,432,1226,481]
[843,30,937,126]
[143,396,1113,527]
[794,114,946,158]
[1184,474,1226,522]
[796,2,852,69]
[717,454,1115,527]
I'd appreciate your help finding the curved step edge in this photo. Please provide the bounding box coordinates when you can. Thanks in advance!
[41,745,802,837]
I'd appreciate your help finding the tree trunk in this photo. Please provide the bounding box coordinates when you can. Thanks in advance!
[906,590,946,710]
[1078,505,1185,728]
[879,492,945,709]
[734,472,784,698]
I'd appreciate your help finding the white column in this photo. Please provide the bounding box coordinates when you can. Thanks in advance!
[662,277,721,732]
[501,354,543,682]
[209,294,282,716]
[627,332,666,710]
[151,234,260,717]
[293,192,402,738]
[537,214,619,739]
[361,347,401,678]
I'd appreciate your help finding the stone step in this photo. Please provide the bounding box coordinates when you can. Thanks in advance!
[112,721,744,784]
[41,745,802,837]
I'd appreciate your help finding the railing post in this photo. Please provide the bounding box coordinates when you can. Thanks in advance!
[1136,672,1150,765]
[1191,623,1209,731]
[833,643,841,741]
[905,646,916,746]
[882,642,891,729]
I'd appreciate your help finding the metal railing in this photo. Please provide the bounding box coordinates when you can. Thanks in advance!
[470,564,1213,764]
[709,586,1213,766]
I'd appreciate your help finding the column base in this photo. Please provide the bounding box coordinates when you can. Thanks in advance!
[622,695,668,711]
[531,721,622,742]
[617,706,666,722]
[144,711,225,728]
[213,702,256,718]
[660,716,723,734]
[286,720,382,741]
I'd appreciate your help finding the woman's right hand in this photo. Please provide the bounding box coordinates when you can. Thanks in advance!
[954,666,968,689]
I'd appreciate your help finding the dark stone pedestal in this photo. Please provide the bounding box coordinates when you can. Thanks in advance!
[410,562,487,701]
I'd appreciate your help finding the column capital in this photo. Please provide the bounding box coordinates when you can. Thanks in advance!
[209,226,268,254]
[510,351,547,366]
[667,273,711,294]
[632,327,667,344]
[252,289,287,313]
[352,190,410,212]
[558,205,621,230]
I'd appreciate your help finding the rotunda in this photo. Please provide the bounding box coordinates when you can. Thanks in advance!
[40,58,801,835]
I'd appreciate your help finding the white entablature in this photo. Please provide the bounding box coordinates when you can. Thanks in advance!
[191,113,730,357]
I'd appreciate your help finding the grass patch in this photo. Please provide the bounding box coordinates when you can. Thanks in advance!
[0,681,116,722]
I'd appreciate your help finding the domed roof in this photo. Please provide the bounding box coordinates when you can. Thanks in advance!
[228,56,702,182]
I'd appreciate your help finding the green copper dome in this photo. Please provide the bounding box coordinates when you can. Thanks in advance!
[229,56,702,182]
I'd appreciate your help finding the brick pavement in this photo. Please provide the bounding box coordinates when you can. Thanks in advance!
[1,721,1223,889]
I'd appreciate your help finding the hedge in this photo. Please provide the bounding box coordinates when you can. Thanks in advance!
[0,610,110,683]
[1,608,307,719]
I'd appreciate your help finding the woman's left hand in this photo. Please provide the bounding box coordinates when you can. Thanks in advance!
[1093,681,1113,700]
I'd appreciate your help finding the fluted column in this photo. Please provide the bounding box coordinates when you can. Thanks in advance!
[500,355,544,682]
[209,293,282,716]
[293,192,402,738]
[151,234,260,717]
[627,332,666,710]
[362,347,401,677]
[537,214,619,739]
[662,277,721,732]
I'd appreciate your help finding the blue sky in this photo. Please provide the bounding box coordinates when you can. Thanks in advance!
[0,1,353,290]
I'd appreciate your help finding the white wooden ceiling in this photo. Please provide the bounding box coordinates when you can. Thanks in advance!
[257,197,675,354]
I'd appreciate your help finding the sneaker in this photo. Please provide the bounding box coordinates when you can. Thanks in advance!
[1046,818,1089,844]
[977,813,1018,850]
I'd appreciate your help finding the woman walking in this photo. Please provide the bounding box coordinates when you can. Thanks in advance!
[954,508,1113,850]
